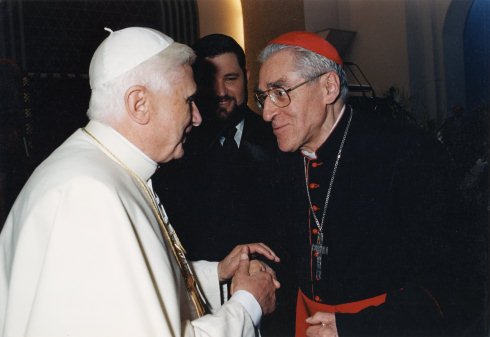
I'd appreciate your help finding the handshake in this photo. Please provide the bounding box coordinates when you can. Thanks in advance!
[217,243,281,315]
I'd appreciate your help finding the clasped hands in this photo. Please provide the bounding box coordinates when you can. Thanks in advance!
[217,243,281,315]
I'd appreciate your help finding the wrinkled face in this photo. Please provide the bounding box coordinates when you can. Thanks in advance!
[151,64,202,163]
[206,52,247,120]
[258,50,328,153]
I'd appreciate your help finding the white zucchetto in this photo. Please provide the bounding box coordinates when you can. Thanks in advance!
[89,27,174,89]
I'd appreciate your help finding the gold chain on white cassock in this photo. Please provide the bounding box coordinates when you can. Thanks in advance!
[82,128,209,317]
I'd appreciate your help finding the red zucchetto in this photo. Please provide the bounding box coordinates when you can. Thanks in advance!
[269,31,343,65]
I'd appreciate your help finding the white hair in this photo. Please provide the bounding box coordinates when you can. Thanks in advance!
[87,42,195,123]
[258,43,349,103]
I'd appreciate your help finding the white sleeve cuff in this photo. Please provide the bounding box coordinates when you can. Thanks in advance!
[230,290,262,327]
[190,261,222,311]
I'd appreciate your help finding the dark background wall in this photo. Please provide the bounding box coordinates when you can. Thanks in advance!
[0,0,199,224]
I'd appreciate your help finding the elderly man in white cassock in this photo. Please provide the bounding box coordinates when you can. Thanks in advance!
[0,27,280,337]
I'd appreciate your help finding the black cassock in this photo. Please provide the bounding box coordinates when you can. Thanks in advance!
[273,105,478,337]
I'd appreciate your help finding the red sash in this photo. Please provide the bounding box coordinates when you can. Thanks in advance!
[295,288,387,337]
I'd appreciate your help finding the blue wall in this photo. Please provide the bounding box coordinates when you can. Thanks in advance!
[464,0,490,112]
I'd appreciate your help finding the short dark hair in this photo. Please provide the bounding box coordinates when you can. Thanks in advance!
[192,34,246,73]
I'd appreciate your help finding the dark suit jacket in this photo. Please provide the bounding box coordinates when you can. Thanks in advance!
[153,106,281,261]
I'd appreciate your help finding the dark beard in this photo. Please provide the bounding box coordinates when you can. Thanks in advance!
[214,102,246,129]
[193,85,248,133]
[215,95,236,121]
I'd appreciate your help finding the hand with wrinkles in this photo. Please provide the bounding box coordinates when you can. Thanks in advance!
[229,246,280,315]
[217,242,280,282]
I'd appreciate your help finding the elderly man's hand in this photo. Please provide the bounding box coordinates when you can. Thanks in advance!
[249,259,281,289]
[305,312,338,337]
[229,246,280,315]
[217,243,280,282]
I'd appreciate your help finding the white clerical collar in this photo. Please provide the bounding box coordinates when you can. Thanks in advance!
[300,105,346,160]
[219,118,245,147]
[84,120,158,182]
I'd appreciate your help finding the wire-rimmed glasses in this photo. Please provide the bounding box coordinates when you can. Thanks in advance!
[254,72,327,110]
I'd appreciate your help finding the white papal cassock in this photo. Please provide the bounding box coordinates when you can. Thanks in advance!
[0,120,256,337]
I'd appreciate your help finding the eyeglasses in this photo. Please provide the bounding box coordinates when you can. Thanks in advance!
[254,72,327,110]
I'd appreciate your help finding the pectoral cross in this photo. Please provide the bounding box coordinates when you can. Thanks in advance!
[311,231,328,280]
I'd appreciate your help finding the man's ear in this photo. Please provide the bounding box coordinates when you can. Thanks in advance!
[322,72,341,105]
[125,85,151,125]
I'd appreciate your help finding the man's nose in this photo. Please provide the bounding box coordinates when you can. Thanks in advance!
[214,78,226,97]
[192,102,202,126]
[262,99,276,122]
